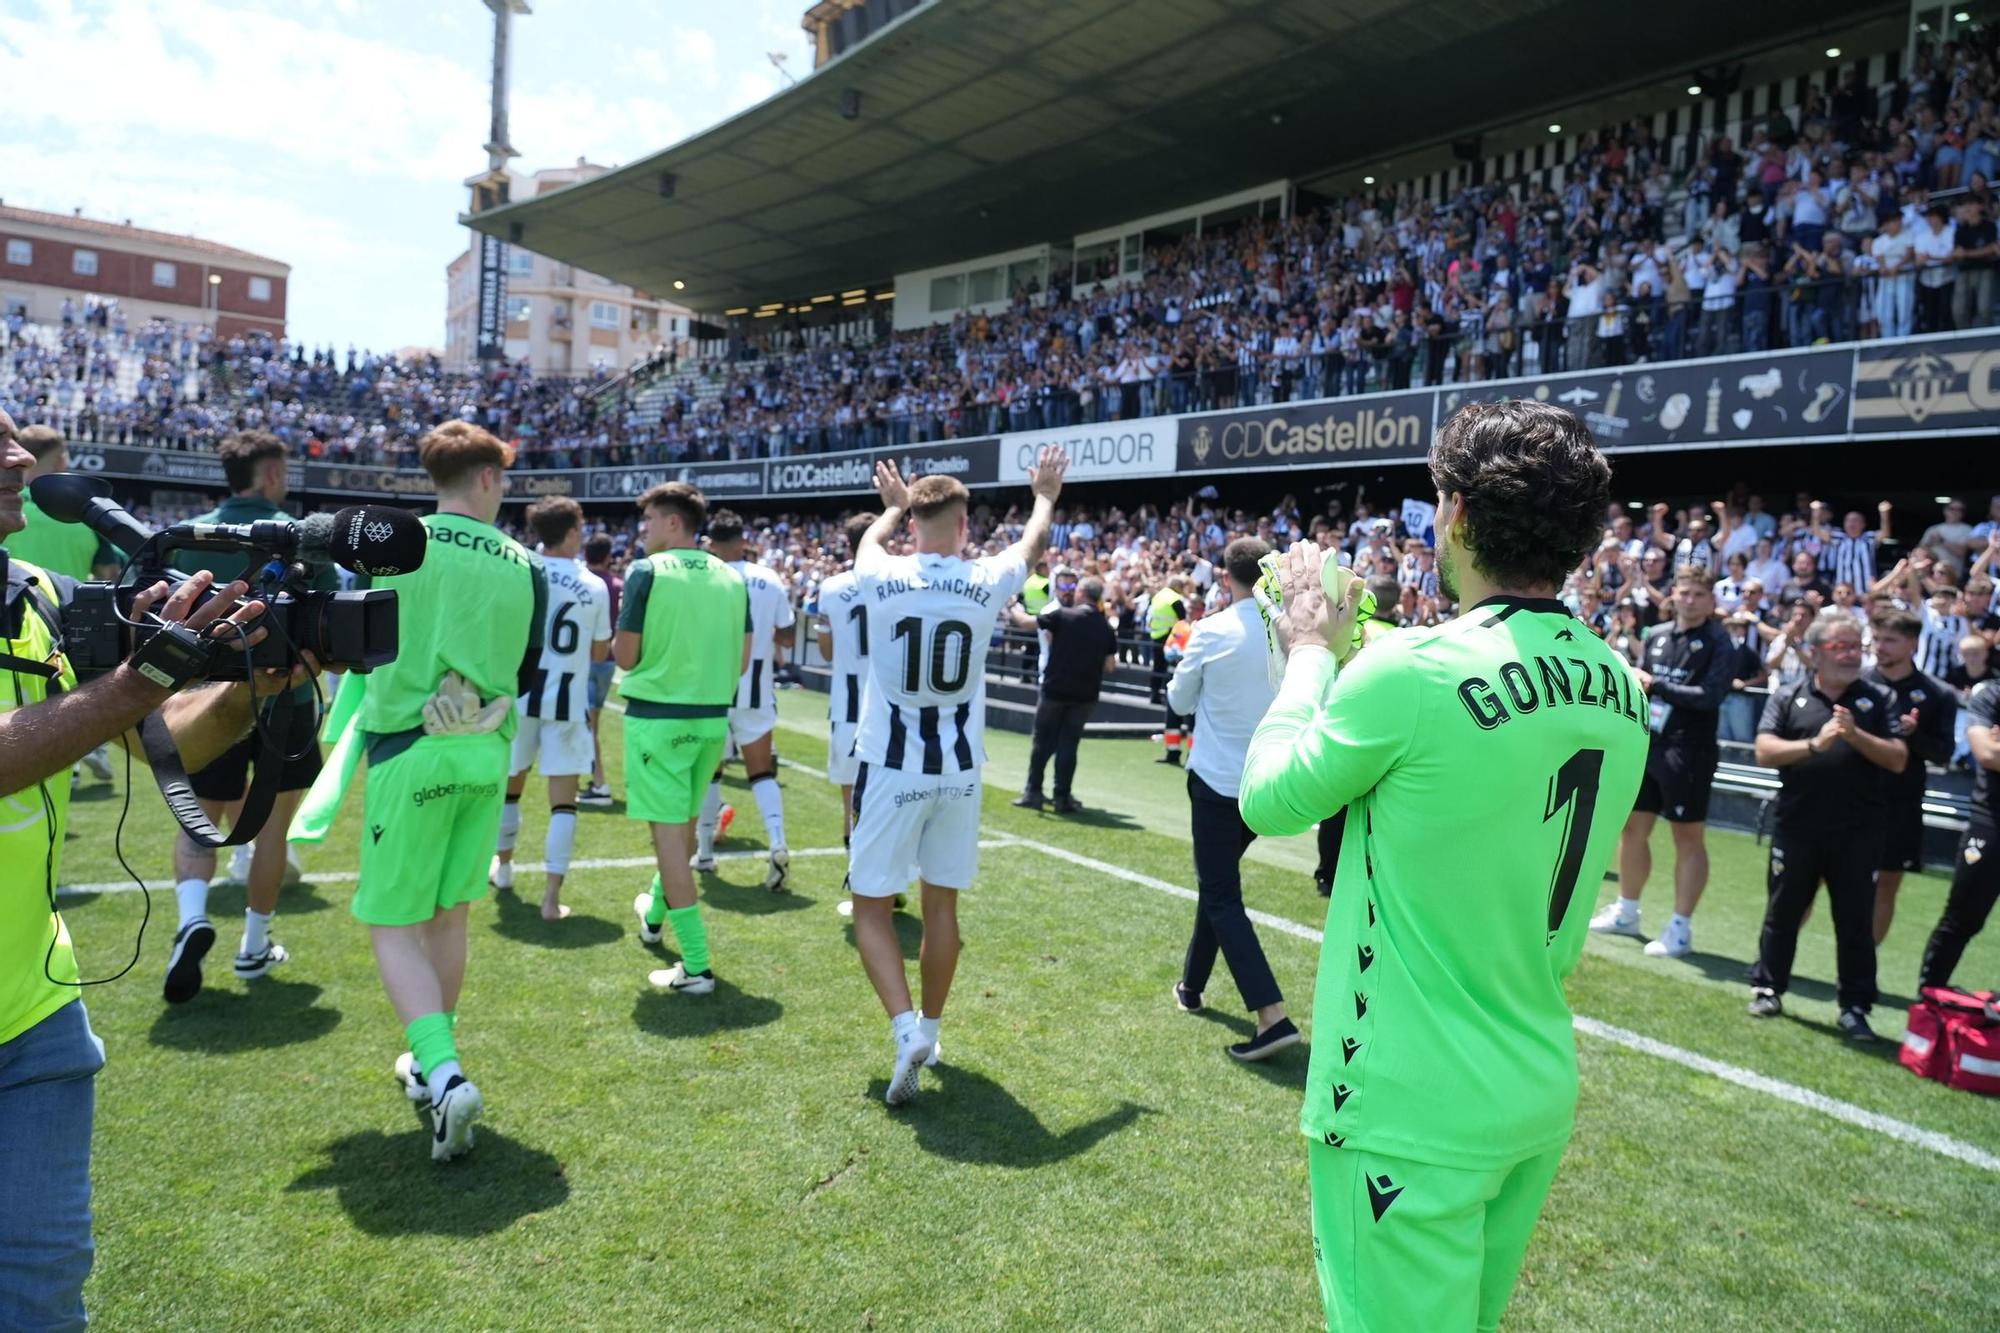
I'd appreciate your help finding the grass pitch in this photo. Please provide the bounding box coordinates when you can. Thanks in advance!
[55,685,2000,1330]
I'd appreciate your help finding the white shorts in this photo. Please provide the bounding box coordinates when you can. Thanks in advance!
[728,704,777,750]
[848,762,982,897]
[827,721,860,785]
[510,715,595,778]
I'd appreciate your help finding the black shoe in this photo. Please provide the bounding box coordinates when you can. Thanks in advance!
[1051,796,1082,815]
[1747,988,1783,1018]
[1172,982,1203,1013]
[1228,1018,1302,1062]
[163,918,215,1005]
[1011,792,1046,810]
[1314,875,1333,898]
[1838,1007,1878,1043]
[1155,751,1182,766]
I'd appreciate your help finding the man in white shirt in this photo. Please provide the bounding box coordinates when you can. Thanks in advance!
[493,497,612,920]
[849,446,1069,1104]
[701,511,797,890]
[1871,213,1918,338]
[1913,204,1958,333]
[1165,537,1299,1061]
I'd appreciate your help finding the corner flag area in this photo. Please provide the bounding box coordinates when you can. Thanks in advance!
[60,687,2000,1329]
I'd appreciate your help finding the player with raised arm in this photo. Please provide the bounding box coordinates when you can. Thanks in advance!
[492,497,612,921]
[1238,401,1647,1330]
[696,510,796,890]
[849,446,1068,1105]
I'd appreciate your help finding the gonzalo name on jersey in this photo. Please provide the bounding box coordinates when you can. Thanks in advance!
[1458,655,1648,732]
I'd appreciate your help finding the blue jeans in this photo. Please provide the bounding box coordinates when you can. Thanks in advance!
[1719,691,1760,744]
[0,1000,103,1332]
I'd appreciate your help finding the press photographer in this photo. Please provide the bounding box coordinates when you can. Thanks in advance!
[0,407,304,1332]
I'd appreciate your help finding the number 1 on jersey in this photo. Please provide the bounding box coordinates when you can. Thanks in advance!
[1543,747,1604,943]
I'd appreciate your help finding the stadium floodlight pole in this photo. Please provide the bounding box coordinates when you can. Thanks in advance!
[482,0,530,175]
[472,0,530,371]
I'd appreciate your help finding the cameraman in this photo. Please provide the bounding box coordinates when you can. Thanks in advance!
[0,409,288,1331]
[164,430,336,1003]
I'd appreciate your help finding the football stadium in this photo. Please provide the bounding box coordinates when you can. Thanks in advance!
[4,0,2000,1327]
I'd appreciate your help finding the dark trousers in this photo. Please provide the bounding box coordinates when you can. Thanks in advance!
[1149,637,1169,703]
[1024,698,1094,800]
[1749,826,1880,1011]
[1182,771,1282,1011]
[1314,807,1348,884]
[1919,824,2000,989]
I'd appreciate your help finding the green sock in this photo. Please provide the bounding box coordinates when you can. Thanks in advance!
[645,874,667,929]
[446,1010,457,1032]
[666,904,710,976]
[405,1011,458,1078]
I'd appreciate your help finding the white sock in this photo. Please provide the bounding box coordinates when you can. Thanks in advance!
[176,878,210,926]
[696,781,723,858]
[428,1059,464,1091]
[1616,895,1641,918]
[497,797,522,854]
[1668,912,1692,932]
[891,1009,919,1042]
[751,775,786,851]
[917,1014,940,1048]
[242,909,271,956]
[545,807,577,876]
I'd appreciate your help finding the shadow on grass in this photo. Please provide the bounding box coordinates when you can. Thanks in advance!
[701,870,816,916]
[69,782,120,805]
[1677,950,1917,1013]
[632,978,783,1037]
[841,909,923,961]
[1784,1012,1911,1064]
[149,977,340,1053]
[289,1128,569,1235]
[871,1064,1152,1166]
[196,878,338,918]
[1006,805,1144,832]
[1189,1008,1310,1088]
[488,885,623,949]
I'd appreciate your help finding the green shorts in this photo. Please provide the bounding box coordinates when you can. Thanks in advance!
[624,715,729,825]
[352,730,510,927]
[1308,1138,1565,1332]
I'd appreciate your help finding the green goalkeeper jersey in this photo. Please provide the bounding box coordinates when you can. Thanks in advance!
[1241,596,1647,1169]
[358,512,545,740]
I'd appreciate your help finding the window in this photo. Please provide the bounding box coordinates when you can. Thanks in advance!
[152,261,177,287]
[508,248,534,277]
[507,297,532,323]
[72,249,98,276]
[967,264,1003,305]
[248,276,271,302]
[928,273,964,314]
[589,300,618,328]
[4,240,29,266]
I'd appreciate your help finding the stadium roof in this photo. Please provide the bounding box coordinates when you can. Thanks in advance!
[0,203,289,269]
[467,0,1896,312]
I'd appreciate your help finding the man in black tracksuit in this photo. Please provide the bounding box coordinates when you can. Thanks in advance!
[1011,575,1118,815]
[1751,612,1906,1041]
[1863,607,1959,944]
[1919,679,2000,988]
[1593,570,1736,957]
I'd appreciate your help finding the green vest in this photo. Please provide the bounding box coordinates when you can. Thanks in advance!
[1022,574,1051,615]
[617,548,748,714]
[358,513,543,739]
[0,559,80,1044]
[1,494,112,581]
[1148,587,1183,640]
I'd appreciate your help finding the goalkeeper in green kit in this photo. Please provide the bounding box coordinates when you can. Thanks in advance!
[1240,401,1647,1331]
[354,423,546,1161]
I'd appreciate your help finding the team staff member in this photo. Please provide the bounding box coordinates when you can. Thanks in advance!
[618,482,751,996]
[1919,678,2000,987]
[364,422,546,1161]
[1749,612,1906,1040]
[1312,574,1400,898]
[164,429,336,1003]
[1865,607,1957,943]
[1239,401,1646,1331]
[1010,572,1117,814]
[1150,574,1191,760]
[1167,537,1299,1061]
[0,407,286,1331]
[1593,568,1734,958]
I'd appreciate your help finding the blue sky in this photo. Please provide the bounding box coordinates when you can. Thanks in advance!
[0,0,805,350]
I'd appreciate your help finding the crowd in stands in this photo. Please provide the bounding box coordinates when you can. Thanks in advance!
[6,36,2000,469]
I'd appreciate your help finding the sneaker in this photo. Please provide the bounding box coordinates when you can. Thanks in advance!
[82,745,113,781]
[648,962,716,995]
[392,1050,430,1104]
[1747,988,1783,1018]
[1156,751,1182,766]
[717,804,736,839]
[925,1037,943,1069]
[228,844,252,885]
[1228,1018,1302,1062]
[1173,982,1204,1013]
[429,1075,483,1161]
[1642,918,1693,958]
[1838,1007,1879,1043]
[577,783,614,807]
[163,918,215,1004]
[1313,875,1333,899]
[764,848,791,893]
[1010,792,1047,810]
[886,1029,935,1106]
[1051,796,1083,815]
[233,940,289,980]
[633,892,665,945]
[490,857,514,891]
[1588,901,1643,937]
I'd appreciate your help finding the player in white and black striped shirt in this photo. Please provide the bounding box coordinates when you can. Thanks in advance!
[1919,594,1970,677]
[1814,502,1892,598]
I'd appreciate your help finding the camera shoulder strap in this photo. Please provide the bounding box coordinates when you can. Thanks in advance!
[138,688,293,848]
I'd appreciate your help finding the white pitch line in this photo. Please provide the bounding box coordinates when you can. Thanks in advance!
[992,832,2000,1177]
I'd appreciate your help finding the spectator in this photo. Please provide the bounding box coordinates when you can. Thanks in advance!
[1913,203,1958,332]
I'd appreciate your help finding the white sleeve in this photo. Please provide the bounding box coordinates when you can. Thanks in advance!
[772,583,797,629]
[980,550,1029,601]
[1165,625,1207,718]
[591,579,613,642]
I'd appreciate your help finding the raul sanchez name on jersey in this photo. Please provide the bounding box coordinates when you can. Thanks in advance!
[871,575,993,606]
[1457,654,1647,732]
